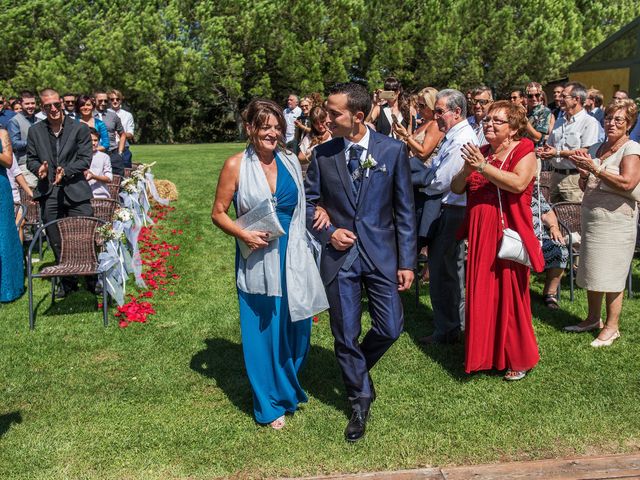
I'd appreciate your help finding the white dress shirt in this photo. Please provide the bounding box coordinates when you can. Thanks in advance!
[283,106,301,143]
[109,108,134,147]
[547,109,601,170]
[343,127,370,163]
[424,119,478,206]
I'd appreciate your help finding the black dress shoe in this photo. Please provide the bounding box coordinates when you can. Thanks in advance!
[345,408,369,442]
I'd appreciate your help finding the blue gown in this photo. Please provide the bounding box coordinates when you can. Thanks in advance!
[236,154,312,424]
[0,163,24,302]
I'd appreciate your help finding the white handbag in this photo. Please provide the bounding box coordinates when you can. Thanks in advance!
[496,154,532,267]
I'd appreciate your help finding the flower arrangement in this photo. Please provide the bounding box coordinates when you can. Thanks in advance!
[97,224,125,242]
[113,207,133,223]
[131,162,157,181]
[121,177,140,194]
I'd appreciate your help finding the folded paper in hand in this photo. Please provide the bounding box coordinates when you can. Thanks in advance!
[234,197,285,258]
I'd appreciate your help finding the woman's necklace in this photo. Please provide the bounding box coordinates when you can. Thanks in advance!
[597,135,628,162]
[489,138,515,163]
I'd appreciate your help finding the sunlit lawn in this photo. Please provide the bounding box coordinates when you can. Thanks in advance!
[1,143,639,479]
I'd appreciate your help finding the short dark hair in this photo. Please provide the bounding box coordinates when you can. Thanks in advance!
[328,82,372,117]
[62,92,76,98]
[88,127,99,137]
[20,90,35,100]
[76,94,94,113]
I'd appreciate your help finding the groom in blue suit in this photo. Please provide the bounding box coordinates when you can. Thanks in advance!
[305,82,416,441]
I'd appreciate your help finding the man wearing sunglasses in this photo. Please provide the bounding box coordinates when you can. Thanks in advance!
[93,90,126,176]
[26,88,93,298]
[467,86,492,146]
[108,89,135,168]
[62,93,77,119]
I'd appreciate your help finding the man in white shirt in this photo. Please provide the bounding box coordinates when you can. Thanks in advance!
[421,89,479,345]
[283,94,301,147]
[108,89,135,168]
[466,86,492,146]
[538,82,601,203]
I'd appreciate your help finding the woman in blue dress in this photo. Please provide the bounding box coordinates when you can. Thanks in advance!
[0,128,24,302]
[212,99,328,429]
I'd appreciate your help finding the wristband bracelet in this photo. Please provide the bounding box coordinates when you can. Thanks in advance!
[595,164,604,176]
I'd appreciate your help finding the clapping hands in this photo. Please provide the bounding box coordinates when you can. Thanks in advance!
[460,143,485,173]
[569,150,597,176]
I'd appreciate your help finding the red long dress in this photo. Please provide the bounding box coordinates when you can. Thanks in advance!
[459,139,544,374]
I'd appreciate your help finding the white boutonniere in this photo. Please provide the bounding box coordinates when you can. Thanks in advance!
[360,154,378,178]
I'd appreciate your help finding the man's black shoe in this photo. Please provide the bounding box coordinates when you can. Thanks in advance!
[345,408,369,442]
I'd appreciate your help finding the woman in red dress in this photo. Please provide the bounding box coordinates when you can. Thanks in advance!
[451,101,544,380]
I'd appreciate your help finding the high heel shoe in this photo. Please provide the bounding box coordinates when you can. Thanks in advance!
[563,318,603,333]
[590,329,620,347]
[269,415,285,430]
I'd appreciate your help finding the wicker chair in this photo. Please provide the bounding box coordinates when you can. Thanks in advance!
[552,202,582,301]
[539,185,551,203]
[27,217,108,329]
[90,198,119,223]
[538,171,552,188]
[18,185,45,258]
[107,183,121,202]
[110,174,122,188]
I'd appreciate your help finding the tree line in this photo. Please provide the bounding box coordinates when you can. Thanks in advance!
[1,0,638,143]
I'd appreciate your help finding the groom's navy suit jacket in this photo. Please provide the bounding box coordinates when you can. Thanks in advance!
[304,129,417,284]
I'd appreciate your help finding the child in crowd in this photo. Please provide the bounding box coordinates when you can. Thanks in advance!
[85,127,113,198]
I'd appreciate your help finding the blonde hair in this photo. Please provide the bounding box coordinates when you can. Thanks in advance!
[418,87,438,111]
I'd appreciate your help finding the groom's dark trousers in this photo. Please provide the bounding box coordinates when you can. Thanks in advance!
[305,129,416,409]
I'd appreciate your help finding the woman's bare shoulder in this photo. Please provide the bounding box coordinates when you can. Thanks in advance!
[222,150,245,173]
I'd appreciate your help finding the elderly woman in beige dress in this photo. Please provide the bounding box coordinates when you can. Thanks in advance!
[565,99,640,347]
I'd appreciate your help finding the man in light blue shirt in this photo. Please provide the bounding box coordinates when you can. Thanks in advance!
[466,86,492,146]
[420,89,479,345]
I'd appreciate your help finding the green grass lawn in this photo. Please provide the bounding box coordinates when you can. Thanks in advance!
[1,143,640,479]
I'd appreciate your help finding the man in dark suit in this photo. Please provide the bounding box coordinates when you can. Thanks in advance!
[305,82,416,442]
[27,88,93,297]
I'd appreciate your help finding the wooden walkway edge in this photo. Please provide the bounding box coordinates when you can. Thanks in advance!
[291,452,640,480]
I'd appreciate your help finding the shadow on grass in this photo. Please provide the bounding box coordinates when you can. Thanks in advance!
[401,286,469,382]
[303,344,349,416]
[190,338,349,418]
[0,411,22,439]
[190,338,253,417]
[530,273,584,331]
